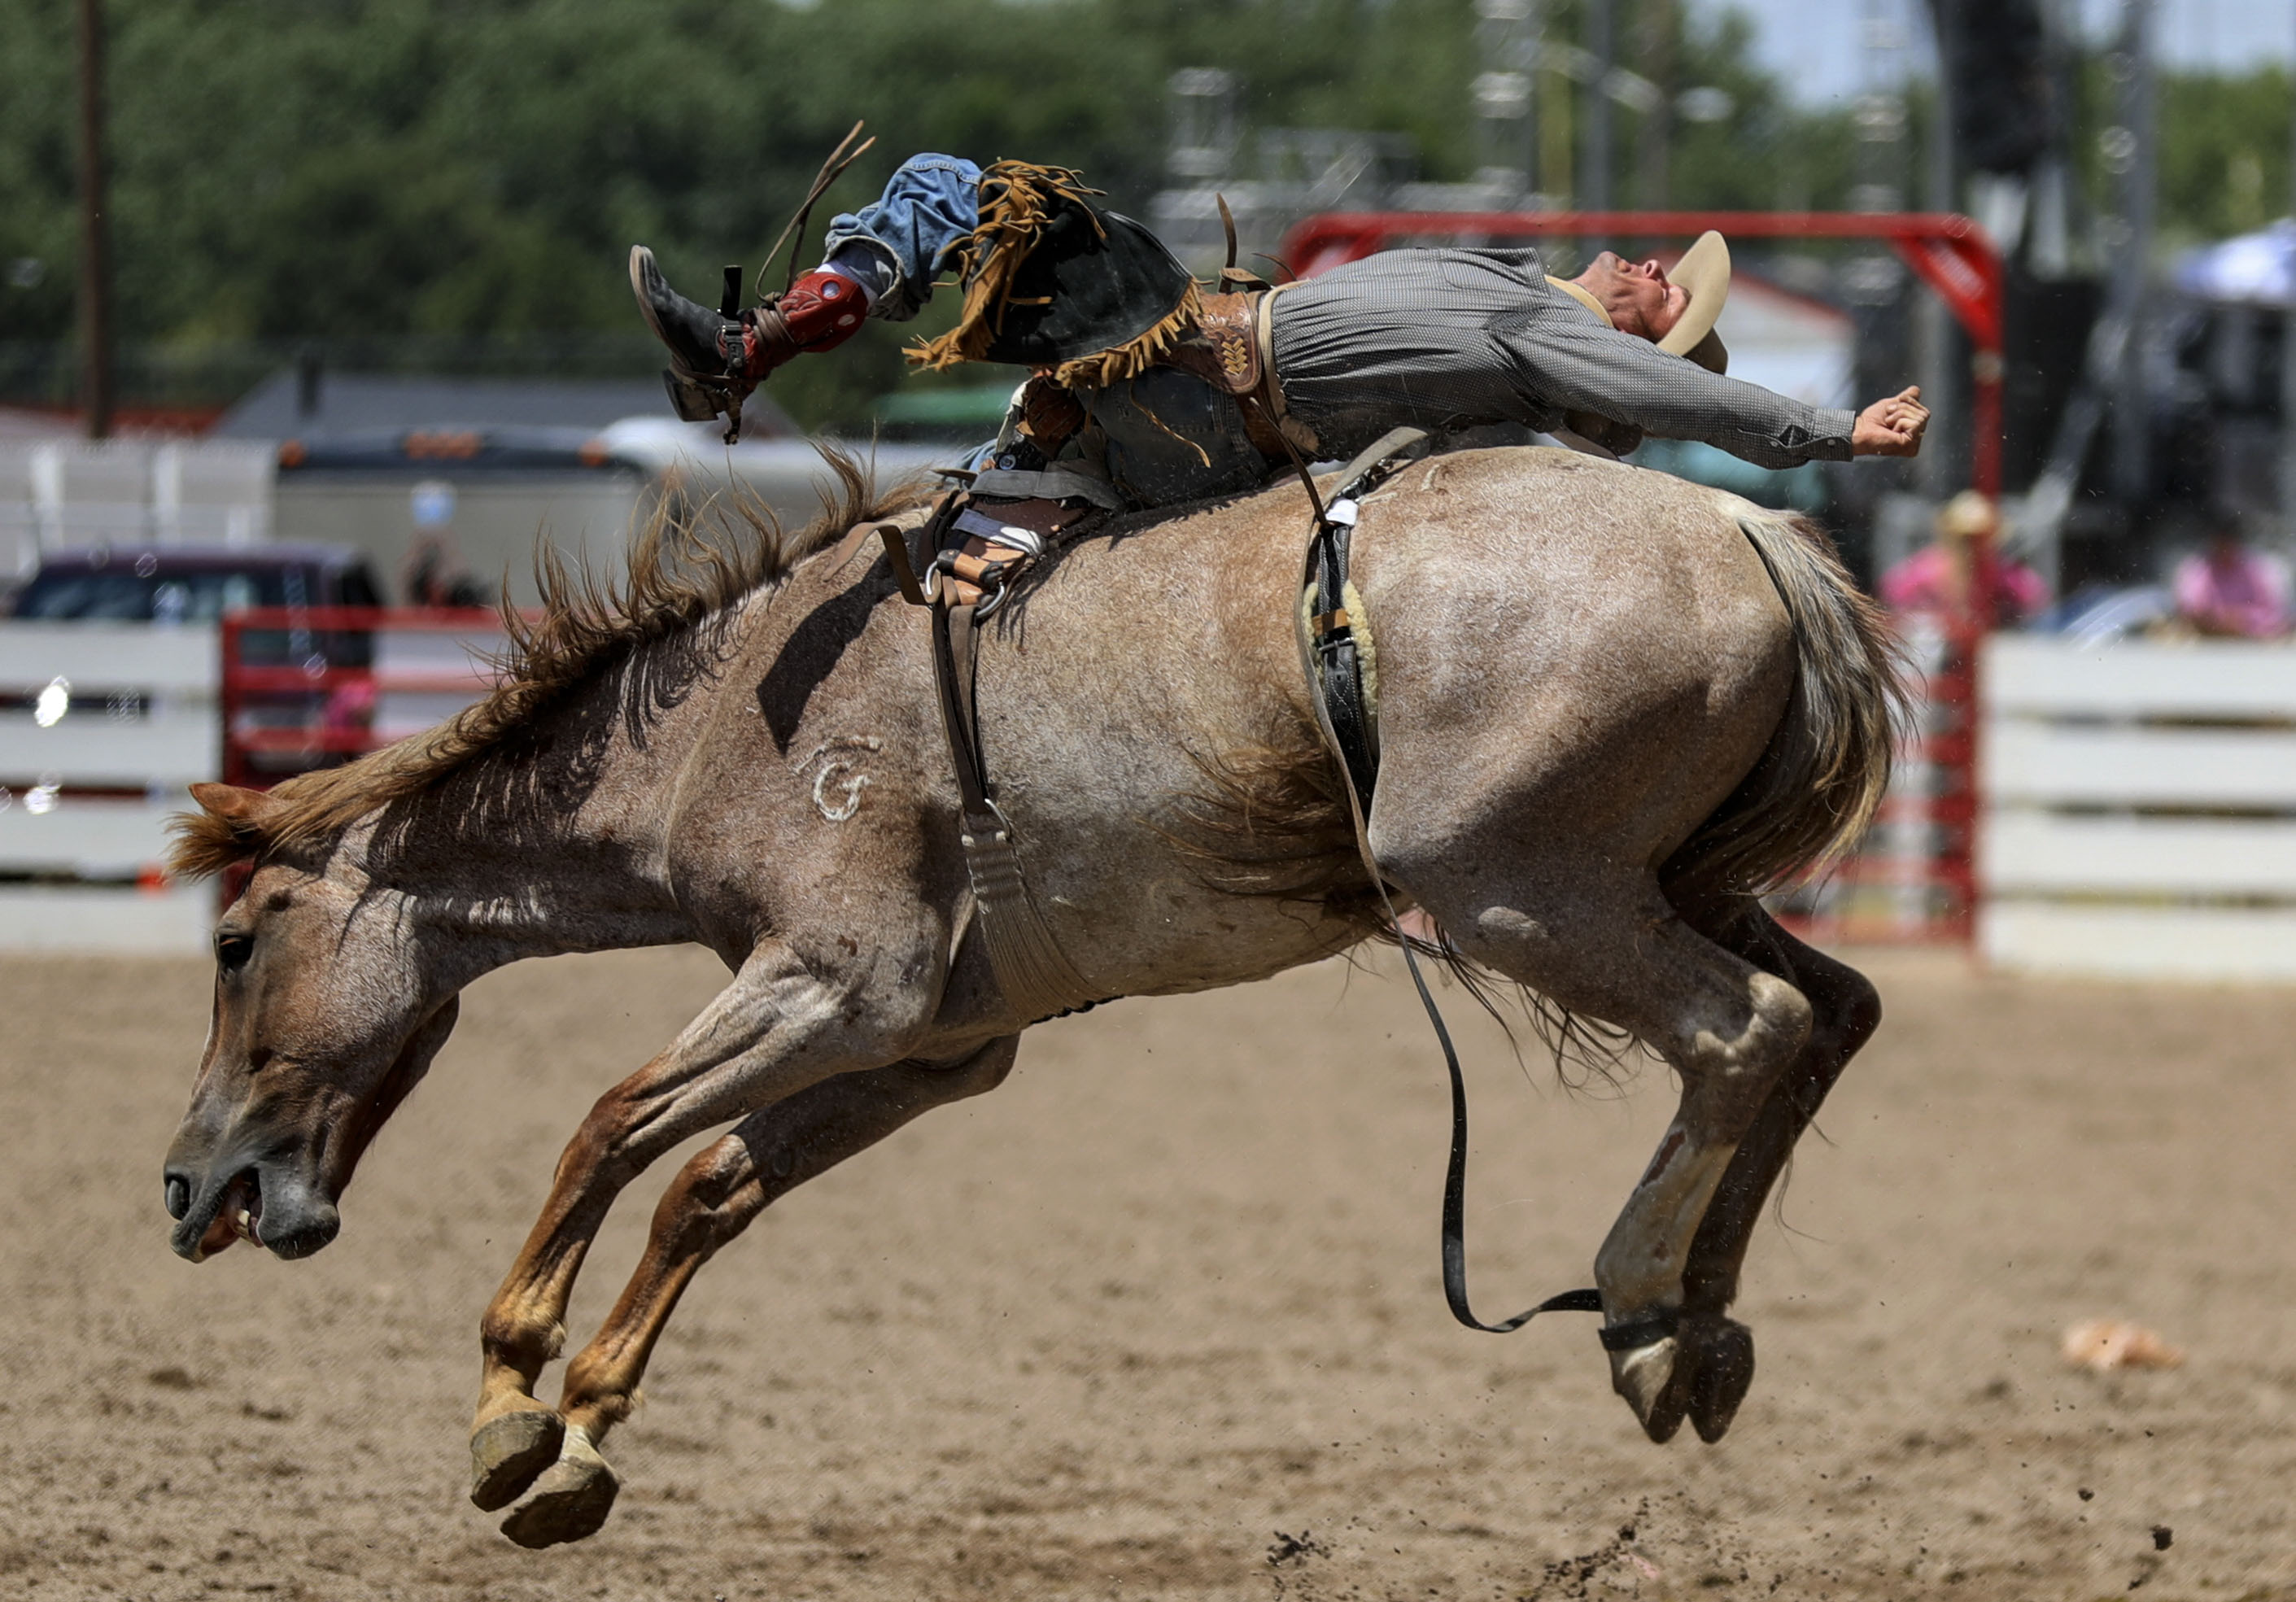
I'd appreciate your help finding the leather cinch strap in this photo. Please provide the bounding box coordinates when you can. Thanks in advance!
[927,543,1101,1027]
[1292,427,1609,1339]
[854,491,1102,1025]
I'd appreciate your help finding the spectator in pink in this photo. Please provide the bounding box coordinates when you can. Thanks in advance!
[2172,527,2292,639]
[1879,491,2047,624]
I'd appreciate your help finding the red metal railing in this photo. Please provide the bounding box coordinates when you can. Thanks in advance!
[1783,618,1980,945]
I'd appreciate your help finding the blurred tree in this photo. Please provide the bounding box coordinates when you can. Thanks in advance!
[2066,58,2291,260]
[2154,66,2291,250]
[19,0,2269,429]
[0,0,79,341]
[1661,7,1859,215]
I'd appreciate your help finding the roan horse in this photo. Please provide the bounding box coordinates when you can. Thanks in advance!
[160,444,1901,1548]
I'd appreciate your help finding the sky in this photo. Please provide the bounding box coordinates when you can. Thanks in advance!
[1690,0,2294,109]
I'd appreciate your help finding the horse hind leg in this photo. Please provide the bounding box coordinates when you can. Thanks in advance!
[495,1036,1019,1549]
[1665,892,1881,1443]
[1421,863,1813,1444]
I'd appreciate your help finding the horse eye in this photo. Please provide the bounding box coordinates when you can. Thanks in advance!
[216,933,255,971]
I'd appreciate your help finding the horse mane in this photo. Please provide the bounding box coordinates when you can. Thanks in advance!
[169,447,932,878]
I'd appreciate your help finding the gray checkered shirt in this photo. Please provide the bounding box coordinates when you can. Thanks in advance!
[1271,247,1857,471]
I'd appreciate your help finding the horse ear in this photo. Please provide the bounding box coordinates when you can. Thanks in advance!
[189,784,281,826]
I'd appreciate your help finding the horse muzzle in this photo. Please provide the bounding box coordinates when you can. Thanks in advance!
[164,1155,339,1263]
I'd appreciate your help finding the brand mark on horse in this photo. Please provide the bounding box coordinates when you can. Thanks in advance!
[798,736,883,823]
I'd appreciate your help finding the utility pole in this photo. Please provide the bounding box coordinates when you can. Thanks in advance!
[2109,0,2155,507]
[2028,0,2080,278]
[1849,0,1910,538]
[74,0,114,441]
[2015,0,2150,586]
[1853,0,1907,215]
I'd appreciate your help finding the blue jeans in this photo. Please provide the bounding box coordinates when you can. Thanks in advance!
[823,154,980,321]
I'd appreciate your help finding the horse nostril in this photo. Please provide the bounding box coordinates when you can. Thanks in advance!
[164,1175,190,1220]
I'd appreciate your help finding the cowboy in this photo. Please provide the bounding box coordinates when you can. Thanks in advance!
[1879,490,2048,626]
[631,153,1930,512]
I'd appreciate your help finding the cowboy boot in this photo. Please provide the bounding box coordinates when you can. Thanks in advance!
[627,248,871,437]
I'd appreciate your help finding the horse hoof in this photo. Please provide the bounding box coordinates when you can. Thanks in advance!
[1608,1335,1688,1444]
[1687,1319,1756,1443]
[469,1406,565,1512]
[500,1428,619,1549]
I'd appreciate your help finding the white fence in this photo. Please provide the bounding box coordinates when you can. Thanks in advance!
[0,613,507,955]
[1980,635,2296,980]
[0,623,220,951]
[14,615,2296,973]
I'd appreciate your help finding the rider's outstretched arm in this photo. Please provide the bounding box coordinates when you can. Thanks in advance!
[1511,314,1863,470]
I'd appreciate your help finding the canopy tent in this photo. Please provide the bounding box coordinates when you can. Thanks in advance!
[2173,220,2296,308]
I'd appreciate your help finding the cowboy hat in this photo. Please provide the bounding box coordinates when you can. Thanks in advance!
[1657,229,1731,374]
[1937,489,1997,540]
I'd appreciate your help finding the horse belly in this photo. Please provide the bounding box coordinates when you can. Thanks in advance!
[967,509,1361,999]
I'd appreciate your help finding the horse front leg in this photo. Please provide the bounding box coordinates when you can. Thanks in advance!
[467,936,935,1513]
[491,1036,1019,1548]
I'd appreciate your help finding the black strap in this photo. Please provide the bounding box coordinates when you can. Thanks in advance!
[1308,518,1379,806]
[920,497,996,828]
[1408,935,1607,1332]
[1291,434,1609,1338]
[932,596,998,835]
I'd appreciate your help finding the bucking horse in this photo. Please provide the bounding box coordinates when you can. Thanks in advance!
[159,443,1901,1547]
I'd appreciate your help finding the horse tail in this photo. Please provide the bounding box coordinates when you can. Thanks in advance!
[1665,501,1912,898]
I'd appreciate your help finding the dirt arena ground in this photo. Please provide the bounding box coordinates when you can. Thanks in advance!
[4,943,2294,1601]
